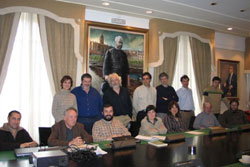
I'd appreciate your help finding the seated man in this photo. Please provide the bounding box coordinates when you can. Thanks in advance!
[92,104,131,142]
[219,99,248,128]
[193,102,221,129]
[0,110,37,151]
[48,107,92,146]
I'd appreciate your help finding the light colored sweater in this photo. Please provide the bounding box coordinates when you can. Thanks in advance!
[52,90,77,122]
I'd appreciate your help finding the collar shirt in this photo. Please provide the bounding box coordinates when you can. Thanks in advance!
[71,86,102,118]
[92,118,131,142]
[176,87,195,111]
[133,85,157,113]
[193,112,220,129]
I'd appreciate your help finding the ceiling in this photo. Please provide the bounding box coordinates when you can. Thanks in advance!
[58,0,250,37]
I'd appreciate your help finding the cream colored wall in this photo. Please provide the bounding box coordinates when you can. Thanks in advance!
[215,48,247,110]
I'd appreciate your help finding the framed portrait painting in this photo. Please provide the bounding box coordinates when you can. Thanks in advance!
[86,21,148,94]
[218,59,239,99]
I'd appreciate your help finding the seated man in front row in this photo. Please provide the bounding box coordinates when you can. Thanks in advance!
[219,99,248,128]
[48,107,92,146]
[92,104,131,142]
[193,102,221,129]
[0,110,37,151]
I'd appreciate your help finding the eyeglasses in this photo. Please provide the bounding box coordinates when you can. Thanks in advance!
[142,78,150,80]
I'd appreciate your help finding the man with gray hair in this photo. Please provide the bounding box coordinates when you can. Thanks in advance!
[48,107,92,146]
[103,73,132,126]
[103,36,130,88]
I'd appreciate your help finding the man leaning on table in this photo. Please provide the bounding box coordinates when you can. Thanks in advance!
[92,104,131,142]
[48,107,92,146]
[219,99,248,128]
[193,102,221,129]
[0,110,37,151]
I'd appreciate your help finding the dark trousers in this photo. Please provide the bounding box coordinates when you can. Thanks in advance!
[77,116,100,135]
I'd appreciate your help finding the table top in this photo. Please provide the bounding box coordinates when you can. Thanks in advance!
[1,129,250,167]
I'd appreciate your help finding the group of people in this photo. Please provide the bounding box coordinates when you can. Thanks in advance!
[0,71,248,151]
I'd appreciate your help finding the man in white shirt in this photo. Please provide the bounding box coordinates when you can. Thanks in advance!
[176,75,195,129]
[133,72,157,124]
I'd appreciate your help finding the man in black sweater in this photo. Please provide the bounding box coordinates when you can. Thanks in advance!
[156,72,179,121]
[0,110,37,151]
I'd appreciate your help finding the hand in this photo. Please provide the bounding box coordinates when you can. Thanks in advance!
[69,136,84,146]
[229,85,233,89]
[224,83,227,87]
[20,141,37,148]
[105,76,109,81]
[162,97,168,101]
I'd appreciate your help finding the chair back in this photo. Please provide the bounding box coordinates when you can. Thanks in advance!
[39,127,51,146]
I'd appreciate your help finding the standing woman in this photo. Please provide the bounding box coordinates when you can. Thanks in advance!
[164,101,187,133]
[52,75,77,122]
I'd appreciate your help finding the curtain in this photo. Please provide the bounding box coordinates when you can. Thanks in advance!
[0,13,54,142]
[153,37,178,86]
[189,37,211,99]
[172,35,202,115]
[0,13,20,94]
[39,16,77,93]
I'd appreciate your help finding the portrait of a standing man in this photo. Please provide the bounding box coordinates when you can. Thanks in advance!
[103,36,130,88]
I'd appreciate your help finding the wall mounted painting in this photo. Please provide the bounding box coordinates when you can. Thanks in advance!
[86,21,148,94]
[218,59,239,99]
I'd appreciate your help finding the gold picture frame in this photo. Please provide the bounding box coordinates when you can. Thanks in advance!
[218,59,239,100]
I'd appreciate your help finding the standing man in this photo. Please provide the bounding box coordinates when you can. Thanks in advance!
[0,110,37,151]
[133,72,156,124]
[224,66,237,97]
[156,72,179,121]
[92,104,131,142]
[103,73,132,127]
[176,75,195,129]
[203,76,229,118]
[193,102,221,130]
[48,107,92,146]
[71,73,102,134]
[219,100,248,128]
[103,36,130,88]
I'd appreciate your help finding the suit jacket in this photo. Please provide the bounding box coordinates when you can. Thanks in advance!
[226,73,237,96]
[48,120,93,146]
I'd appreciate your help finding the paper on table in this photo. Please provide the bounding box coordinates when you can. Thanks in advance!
[95,146,107,155]
[135,135,165,141]
[135,135,154,141]
[152,135,166,141]
[185,131,205,135]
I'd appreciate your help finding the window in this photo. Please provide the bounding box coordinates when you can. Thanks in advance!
[0,12,54,142]
[172,35,202,115]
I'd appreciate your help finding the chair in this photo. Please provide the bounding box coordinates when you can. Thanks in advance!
[39,127,51,146]
[188,116,196,130]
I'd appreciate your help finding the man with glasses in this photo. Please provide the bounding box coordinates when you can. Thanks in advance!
[156,72,179,121]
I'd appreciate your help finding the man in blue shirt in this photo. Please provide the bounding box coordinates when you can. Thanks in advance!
[176,75,195,129]
[71,73,102,134]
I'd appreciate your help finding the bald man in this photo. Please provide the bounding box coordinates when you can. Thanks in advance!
[48,107,92,146]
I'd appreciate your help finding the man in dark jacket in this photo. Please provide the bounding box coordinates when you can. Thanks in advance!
[48,107,92,146]
[103,36,130,88]
[0,110,37,151]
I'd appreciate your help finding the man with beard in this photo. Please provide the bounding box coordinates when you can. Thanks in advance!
[92,104,131,142]
[219,99,248,128]
[71,73,102,134]
[103,73,132,127]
